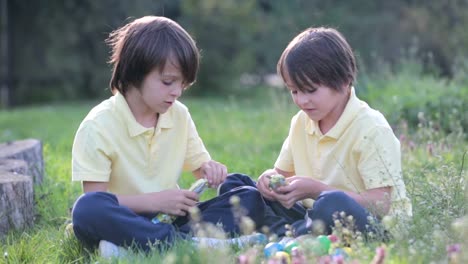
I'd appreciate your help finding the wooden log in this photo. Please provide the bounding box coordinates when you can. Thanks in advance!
[0,139,44,184]
[0,171,34,238]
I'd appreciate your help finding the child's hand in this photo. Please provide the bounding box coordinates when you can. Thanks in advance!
[199,160,228,187]
[272,176,316,209]
[150,189,199,216]
[256,169,279,201]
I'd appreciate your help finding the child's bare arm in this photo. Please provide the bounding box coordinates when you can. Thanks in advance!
[118,190,199,215]
[83,181,199,215]
[343,186,392,217]
[83,181,108,192]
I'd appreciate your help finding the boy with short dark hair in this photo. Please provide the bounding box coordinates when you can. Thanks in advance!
[71,16,265,257]
[220,27,412,237]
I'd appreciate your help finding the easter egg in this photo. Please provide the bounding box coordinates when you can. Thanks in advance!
[291,246,303,256]
[151,213,176,224]
[343,247,353,255]
[314,235,331,256]
[301,198,314,209]
[284,240,299,254]
[332,248,349,259]
[328,234,339,243]
[274,251,291,264]
[189,178,208,195]
[268,174,287,191]
[264,242,284,258]
[291,247,306,263]
[295,235,316,255]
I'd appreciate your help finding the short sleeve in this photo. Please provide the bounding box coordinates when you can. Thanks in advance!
[72,121,112,182]
[183,113,211,172]
[357,126,402,189]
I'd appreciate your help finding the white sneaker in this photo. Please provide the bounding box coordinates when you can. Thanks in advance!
[192,237,230,248]
[232,233,268,247]
[98,240,127,259]
[192,233,267,248]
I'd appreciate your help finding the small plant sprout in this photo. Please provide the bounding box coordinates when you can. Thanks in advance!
[229,195,241,207]
[240,216,255,235]
[189,206,201,222]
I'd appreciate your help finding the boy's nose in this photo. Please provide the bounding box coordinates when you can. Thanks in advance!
[170,85,183,97]
[296,93,309,106]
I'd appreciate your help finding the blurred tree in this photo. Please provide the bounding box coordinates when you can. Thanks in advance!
[398,0,468,76]
[179,0,261,95]
[8,0,180,105]
[4,0,468,105]
[0,0,10,108]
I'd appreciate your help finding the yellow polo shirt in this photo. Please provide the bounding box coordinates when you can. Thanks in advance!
[72,92,211,195]
[275,88,412,218]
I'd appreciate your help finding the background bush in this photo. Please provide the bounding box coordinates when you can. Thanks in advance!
[2,0,468,106]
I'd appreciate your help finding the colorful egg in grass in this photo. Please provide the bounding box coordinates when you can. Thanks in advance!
[313,235,331,256]
[264,242,284,258]
[328,234,339,243]
[274,251,291,264]
[343,247,353,255]
[332,247,349,259]
[284,240,299,254]
[189,178,209,195]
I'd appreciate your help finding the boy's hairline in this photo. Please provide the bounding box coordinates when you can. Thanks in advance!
[276,27,355,93]
[108,16,198,94]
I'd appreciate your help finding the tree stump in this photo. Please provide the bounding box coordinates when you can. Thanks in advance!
[0,172,34,238]
[0,139,44,184]
[0,139,43,238]
[0,159,28,175]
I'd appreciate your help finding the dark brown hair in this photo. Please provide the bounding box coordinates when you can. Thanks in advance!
[277,27,356,92]
[106,16,199,95]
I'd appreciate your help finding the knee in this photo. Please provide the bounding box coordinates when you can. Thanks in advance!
[72,192,116,225]
[312,191,354,216]
[316,191,349,207]
[219,173,257,194]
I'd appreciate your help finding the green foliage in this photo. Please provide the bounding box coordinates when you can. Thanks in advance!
[8,0,178,105]
[4,1,468,105]
[179,0,261,95]
[358,57,468,140]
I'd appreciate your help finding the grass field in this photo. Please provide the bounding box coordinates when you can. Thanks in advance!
[0,85,466,263]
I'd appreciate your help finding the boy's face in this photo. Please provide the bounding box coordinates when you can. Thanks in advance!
[283,69,350,128]
[133,59,186,114]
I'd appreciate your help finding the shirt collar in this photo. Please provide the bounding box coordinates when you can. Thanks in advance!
[306,87,363,139]
[113,92,174,137]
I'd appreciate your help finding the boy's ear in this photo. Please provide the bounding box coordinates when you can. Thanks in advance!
[343,80,352,91]
[346,80,352,88]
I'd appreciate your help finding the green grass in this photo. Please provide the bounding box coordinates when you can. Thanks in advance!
[0,84,467,263]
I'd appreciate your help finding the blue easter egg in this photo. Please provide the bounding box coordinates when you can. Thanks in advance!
[332,248,349,259]
[264,242,284,258]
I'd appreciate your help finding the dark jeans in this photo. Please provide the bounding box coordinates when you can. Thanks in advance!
[219,173,381,237]
[71,173,265,251]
